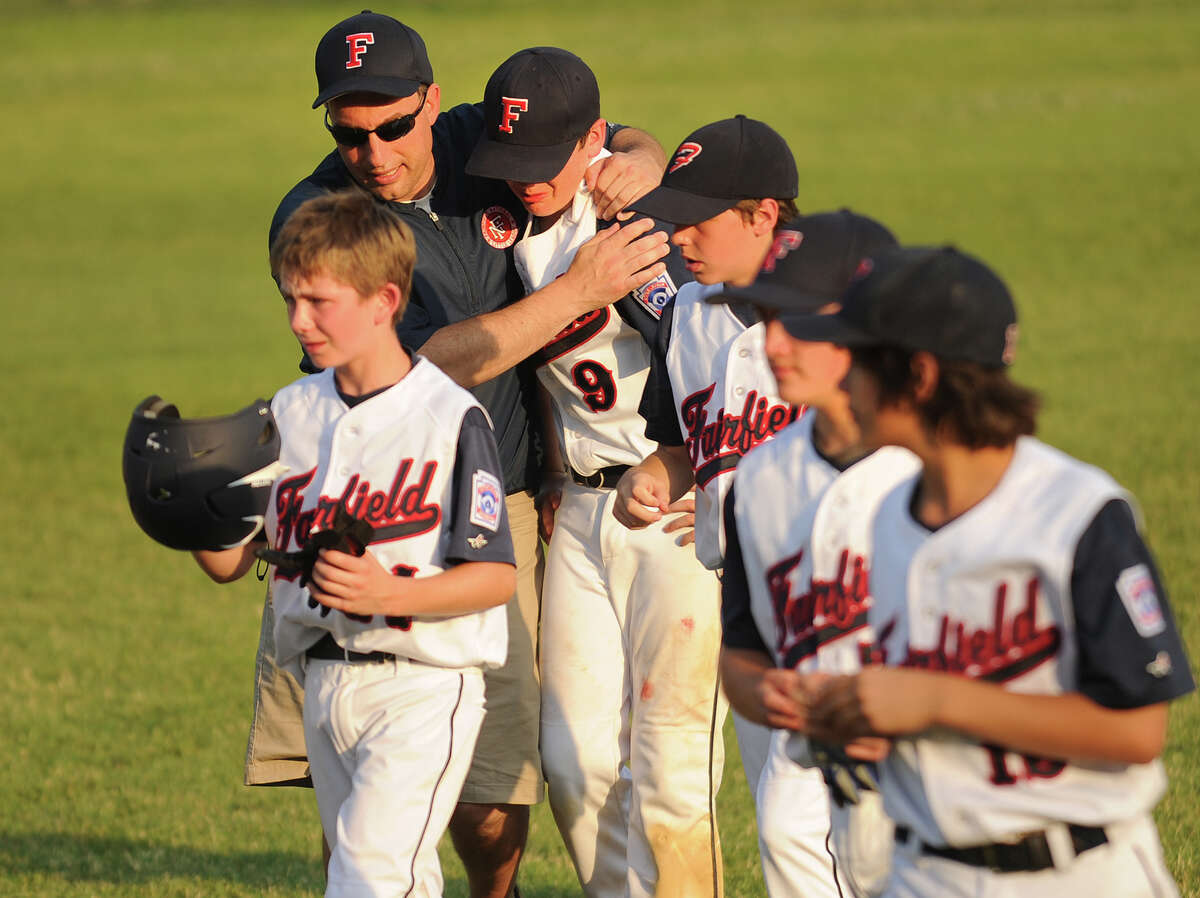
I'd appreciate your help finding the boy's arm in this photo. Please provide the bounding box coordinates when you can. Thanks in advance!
[810,498,1195,766]
[719,486,809,729]
[418,219,669,387]
[193,545,258,583]
[808,670,1170,765]
[308,552,514,617]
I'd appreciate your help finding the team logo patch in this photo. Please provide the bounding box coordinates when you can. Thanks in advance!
[632,271,677,318]
[482,205,518,249]
[1116,564,1165,637]
[469,470,503,531]
[668,141,702,174]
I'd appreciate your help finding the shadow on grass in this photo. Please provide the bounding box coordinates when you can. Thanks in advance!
[0,829,463,893]
[0,830,320,890]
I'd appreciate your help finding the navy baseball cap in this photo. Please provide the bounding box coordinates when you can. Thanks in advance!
[782,246,1020,367]
[312,11,434,108]
[465,48,601,184]
[629,116,798,225]
[709,210,899,335]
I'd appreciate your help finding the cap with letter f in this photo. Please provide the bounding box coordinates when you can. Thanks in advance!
[465,47,601,184]
[312,10,434,108]
[629,115,798,225]
[782,246,1020,367]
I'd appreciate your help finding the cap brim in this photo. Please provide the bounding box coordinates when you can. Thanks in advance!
[465,136,579,183]
[707,282,834,315]
[313,76,424,108]
[628,185,737,226]
[775,309,881,345]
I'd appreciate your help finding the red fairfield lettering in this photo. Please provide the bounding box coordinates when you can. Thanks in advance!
[902,577,1061,682]
[680,386,800,486]
[767,548,873,668]
[498,97,529,134]
[761,230,804,273]
[273,460,442,553]
[344,32,375,69]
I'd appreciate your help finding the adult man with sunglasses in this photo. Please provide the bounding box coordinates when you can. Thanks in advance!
[253,12,671,898]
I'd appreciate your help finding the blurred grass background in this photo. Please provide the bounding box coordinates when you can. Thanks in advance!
[1,1,1196,895]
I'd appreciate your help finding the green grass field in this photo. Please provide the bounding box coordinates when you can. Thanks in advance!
[2,1,1197,895]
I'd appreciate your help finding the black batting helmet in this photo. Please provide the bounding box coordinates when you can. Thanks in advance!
[122,395,283,551]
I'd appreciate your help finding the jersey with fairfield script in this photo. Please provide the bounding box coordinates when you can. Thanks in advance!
[735,423,920,677]
[666,282,799,569]
[865,437,1179,846]
[267,361,509,677]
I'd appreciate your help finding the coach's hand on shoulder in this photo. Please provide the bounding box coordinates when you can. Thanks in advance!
[586,148,663,221]
[612,466,669,530]
[562,219,668,314]
[308,548,401,616]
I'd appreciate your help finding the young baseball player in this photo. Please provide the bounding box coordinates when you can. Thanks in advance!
[465,48,723,898]
[611,118,838,897]
[265,15,671,895]
[195,190,518,898]
[711,209,916,898]
[794,246,1195,897]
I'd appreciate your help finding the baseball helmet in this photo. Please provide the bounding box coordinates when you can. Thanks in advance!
[122,395,283,551]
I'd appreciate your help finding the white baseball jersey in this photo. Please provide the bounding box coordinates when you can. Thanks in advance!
[513,152,676,475]
[511,167,723,898]
[645,282,800,569]
[267,361,511,677]
[848,436,1194,847]
[724,419,919,898]
[732,431,919,677]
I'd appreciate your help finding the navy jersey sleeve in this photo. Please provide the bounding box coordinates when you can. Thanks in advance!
[1072,498,1195,708]
[639,299,685,446]
[444,407,517,567]
[721,486,772,654]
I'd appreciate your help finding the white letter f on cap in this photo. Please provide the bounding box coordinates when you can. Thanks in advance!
[345,32,375,69]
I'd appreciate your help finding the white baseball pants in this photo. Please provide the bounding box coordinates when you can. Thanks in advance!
[540,482,726,898]
[303,657,485,898]
[756,729,847,898]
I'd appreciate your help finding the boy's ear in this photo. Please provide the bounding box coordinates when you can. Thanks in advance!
[910,351,941,402]
[751,197,780,237]
[375,283,403,325]
[586,118,607,158]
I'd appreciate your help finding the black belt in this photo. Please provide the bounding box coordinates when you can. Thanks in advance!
[569,464,631,490]
[306,632,398,664]
[895,824,1107,873]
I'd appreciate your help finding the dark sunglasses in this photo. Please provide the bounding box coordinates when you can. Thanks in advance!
[324,90,428,147]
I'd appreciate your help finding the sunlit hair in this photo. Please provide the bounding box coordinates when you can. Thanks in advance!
[270,189,416,325]
[851,346,1040,448]
[733,197,800,228]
